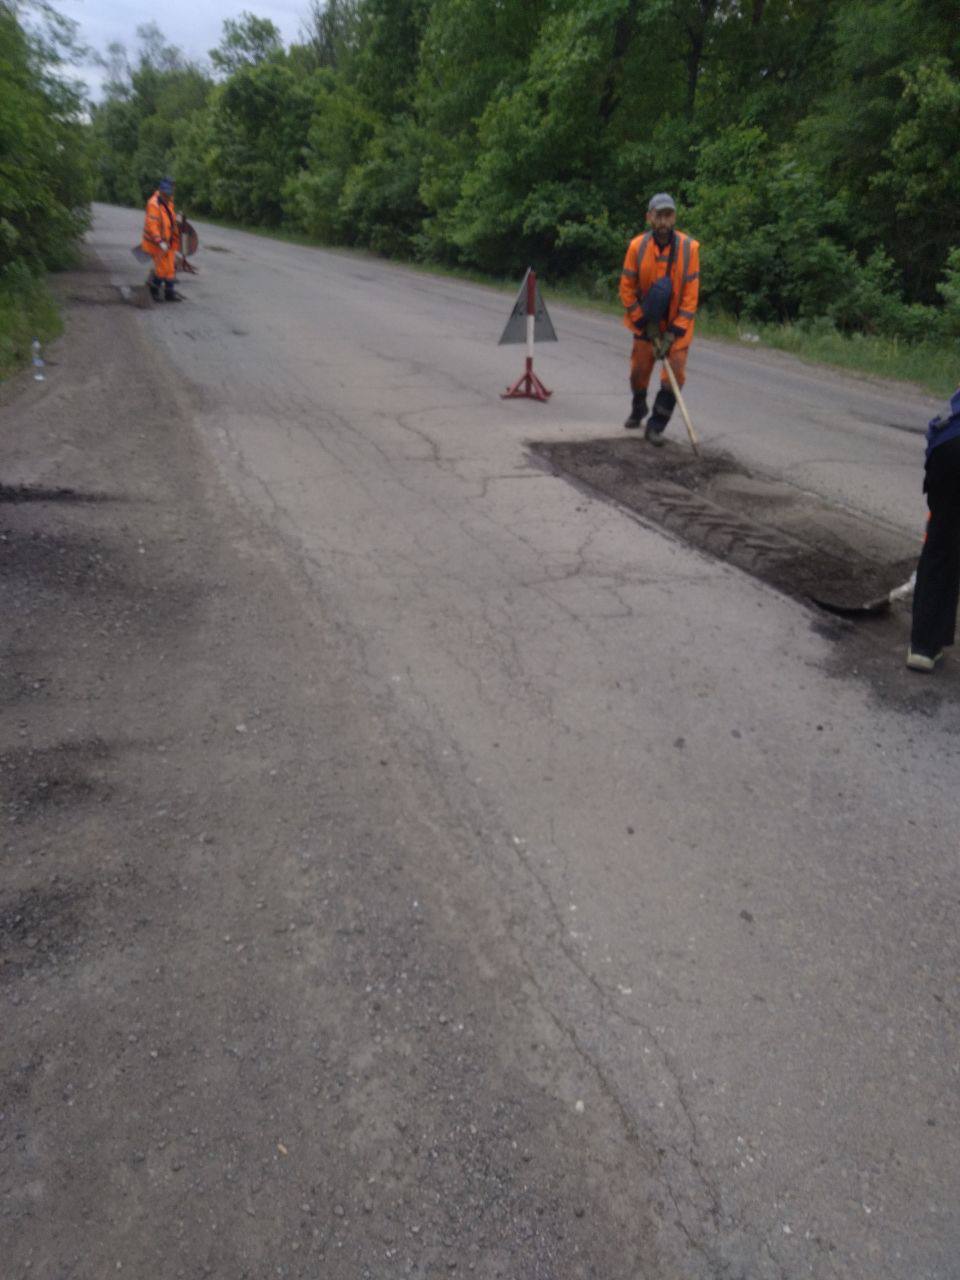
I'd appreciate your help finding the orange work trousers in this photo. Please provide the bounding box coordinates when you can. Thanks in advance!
[630,340,689,393]
[146,244,178,282]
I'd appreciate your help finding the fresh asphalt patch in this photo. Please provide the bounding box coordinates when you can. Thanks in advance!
[531,436,960,715]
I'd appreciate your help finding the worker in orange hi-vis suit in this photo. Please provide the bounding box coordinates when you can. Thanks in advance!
[619,192,700,445]
[141,176,182,302]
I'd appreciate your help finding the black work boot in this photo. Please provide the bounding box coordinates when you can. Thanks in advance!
[645,386,676,446]
[164,285,184,302]
[623,390,648,430]
[148,275,162,302]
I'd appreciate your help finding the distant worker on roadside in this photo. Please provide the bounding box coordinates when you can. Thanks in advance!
[141,176,182,303]
[907,385,960,672]
[619,192,700,444]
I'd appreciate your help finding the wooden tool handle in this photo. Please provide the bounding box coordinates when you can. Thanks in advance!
[663,357,700,457]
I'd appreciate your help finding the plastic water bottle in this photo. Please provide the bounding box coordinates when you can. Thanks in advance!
[31,337,45,382]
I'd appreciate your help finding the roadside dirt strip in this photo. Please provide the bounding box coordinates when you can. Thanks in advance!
[1,264,679,1277]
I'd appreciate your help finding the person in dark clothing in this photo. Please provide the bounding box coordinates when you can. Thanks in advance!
[907,386,960,672]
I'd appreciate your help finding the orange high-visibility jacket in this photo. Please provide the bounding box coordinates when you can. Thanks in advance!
[620,229,700,351]
[141,191,180,277]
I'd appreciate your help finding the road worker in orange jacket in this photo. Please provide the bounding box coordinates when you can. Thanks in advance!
[141,176,182,302]
[619,192,700,444]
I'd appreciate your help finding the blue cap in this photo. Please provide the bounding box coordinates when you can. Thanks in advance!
[158,176,175,194]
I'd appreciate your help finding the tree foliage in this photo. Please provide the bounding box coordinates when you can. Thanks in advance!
[0,0,91,273]
[210,12,283,77]
[89,24,211,207]
[87,0,960,340]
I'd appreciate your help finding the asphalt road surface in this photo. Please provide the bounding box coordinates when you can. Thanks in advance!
[1,204,957,1280]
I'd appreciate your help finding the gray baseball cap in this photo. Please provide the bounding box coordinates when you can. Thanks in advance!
[648,192,676,212]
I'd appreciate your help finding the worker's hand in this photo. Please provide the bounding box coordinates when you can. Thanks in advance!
[159,240,169,252]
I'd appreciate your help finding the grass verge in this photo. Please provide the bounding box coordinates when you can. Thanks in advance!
[694,309,955,398]
[189,213,957,400]
[0,264,63,383]
[527,280,955,399]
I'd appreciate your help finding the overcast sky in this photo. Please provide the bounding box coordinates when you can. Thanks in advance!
[58,0,308,99]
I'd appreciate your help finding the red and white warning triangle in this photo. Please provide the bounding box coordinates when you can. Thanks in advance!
[499,268,557,402]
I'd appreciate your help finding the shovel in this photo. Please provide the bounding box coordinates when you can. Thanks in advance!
[809,571,915,617]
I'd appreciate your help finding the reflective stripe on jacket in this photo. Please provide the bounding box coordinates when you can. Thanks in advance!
[619,229,700,350]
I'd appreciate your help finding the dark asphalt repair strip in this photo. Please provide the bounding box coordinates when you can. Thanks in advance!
[0,485,116,504]
[530,437,915,614]
[529,437,960,713]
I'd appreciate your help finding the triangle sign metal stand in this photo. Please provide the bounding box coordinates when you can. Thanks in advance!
[499,268,557,402]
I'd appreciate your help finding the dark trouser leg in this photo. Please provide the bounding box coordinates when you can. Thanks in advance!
[911,510,960,654]
[911,438,960,656]
[647,386,676,430]
[645,386,676,445]
[624,389,648,429]
[626,339,654,429]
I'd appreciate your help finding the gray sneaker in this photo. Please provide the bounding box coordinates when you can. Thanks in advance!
[905,648,943,672]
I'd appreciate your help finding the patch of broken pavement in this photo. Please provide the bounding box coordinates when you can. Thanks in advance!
[531,436,959,716]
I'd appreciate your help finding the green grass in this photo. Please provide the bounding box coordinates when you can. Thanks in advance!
[0,265,63,382]
[175,212,960,400]
[714,317,956,399]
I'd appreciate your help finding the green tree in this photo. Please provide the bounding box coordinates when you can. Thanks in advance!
[181,60,312,223]
[871,58,960,302]
[301,0,360,70]
[413,0,550,262]
[0,0,91,271]
[282,74,378,241]
[210,12,283,77]
[795,0,959,301]
[352,0,430,116]
[89,23,212,204]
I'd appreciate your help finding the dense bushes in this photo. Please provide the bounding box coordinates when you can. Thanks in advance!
[0,0,92,376]
[0,1,91,274]
[87,0,960,345]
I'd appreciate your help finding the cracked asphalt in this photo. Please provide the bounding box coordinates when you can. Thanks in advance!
[1,204,958,1279]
